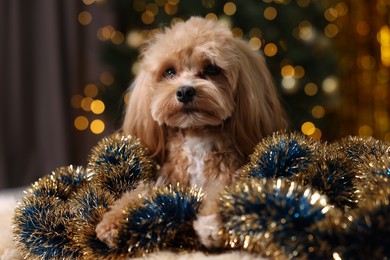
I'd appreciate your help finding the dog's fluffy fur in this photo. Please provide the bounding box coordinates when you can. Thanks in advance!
[96,17,287,248]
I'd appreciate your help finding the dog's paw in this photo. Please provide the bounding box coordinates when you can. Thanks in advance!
[193,214,222,248]
[95,210,122,248]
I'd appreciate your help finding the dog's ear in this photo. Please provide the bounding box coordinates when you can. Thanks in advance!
[122,70,166,164]
[230,38,287,158]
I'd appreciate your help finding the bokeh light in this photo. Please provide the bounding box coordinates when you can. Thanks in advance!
[90,119,105,134]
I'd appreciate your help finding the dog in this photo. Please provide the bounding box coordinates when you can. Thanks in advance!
[96,17,287,248]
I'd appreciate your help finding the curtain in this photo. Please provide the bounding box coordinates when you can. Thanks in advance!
[0,0,114,188]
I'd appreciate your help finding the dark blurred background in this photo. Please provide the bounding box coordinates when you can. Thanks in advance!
[1,0,389,189]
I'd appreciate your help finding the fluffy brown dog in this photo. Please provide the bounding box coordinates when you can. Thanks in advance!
[96,17,287,248]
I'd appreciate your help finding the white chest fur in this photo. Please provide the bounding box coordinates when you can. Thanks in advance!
[182,135,213,187]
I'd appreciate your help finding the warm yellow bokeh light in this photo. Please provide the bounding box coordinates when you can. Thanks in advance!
[322,76,339,94]
[90,119,105,134]
[205,13,218,21]
[304,83,318,96]
[223,2,237,16]
[81,97,94,112]
[127,30,143,48]
[165,3,178,15]
[100,72,114,86]
[301,121,316,135]
[84,84,98,98]
[97,26,115,41]
[309,128,322,140]
[249,37,262,50]
[231,27,244,38]
[74,116,89,131]
[78,11,92,26]
[91,100,105,114]
[111,31,124,45]
[294,66,305,79]
[264,7,277,20]
[264,43,278,57]
[141,11,154,24]
[325,23,339,38]
[71,95,83,109]
[379,25,390,66]
[281,65,295,78]
[359,125,373,136]
[311,105,326,119]
[146,3,159,15]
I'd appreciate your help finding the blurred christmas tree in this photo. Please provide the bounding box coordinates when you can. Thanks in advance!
[76,0,390,142]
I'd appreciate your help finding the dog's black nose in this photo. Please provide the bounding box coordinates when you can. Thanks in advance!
[176,86,196,103]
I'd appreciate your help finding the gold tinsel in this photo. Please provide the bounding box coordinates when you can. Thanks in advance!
[218,178,331,259]
[87,134,155,198]
[12,133,390,259]
[242,131,322,181]
[13,165,89,259]
[114,184,204,257]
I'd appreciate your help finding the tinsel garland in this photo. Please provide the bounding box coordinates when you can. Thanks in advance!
[13,134,154,259]
[243,131,321,180]
[221,132,390,259]
[13,165,90,259]
[113,184,204,257]
[12,131,390,259]
[218,178,331,259]
[88,134,155,198]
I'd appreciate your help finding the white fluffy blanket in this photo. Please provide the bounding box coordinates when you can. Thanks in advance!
[0,189,264,260]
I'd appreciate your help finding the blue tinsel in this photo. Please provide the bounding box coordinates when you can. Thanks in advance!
[117,185,203,256]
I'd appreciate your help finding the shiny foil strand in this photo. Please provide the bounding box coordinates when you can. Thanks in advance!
[312,200,390,259]
[115,184,204,257]
[13,166,89,259]
[69,184,126,259]
[303,146,358,210]
[243,131,321,180]
[336,135,390,164]
[354,156,390,207]
[219,178,331,259]
[88,134,154,197]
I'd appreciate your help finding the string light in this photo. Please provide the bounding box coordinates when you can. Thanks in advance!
[91,100,105,115]
[90,119,105,134]
[304,83,317,96]
[78,11,92,26]
[311,105,325,119]
[322,76,338,94]
[379,25,390,66]
[223,2,236,16]
[249,37,262,50]
[100,72,114,86]
[264,43,278,57]
[111,31,124,45]
[359,125,373,136]
[74,116,89,131]
[301,121,316,136]
[231,27,243,38]
[264,7,277,20]
[164,3,178,15]
[84,84,98,98]
[205,13,218,21]
[81,97,93,112]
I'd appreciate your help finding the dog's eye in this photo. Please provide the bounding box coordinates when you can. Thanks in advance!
[164,67,176,78]
[203,64,221,76]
